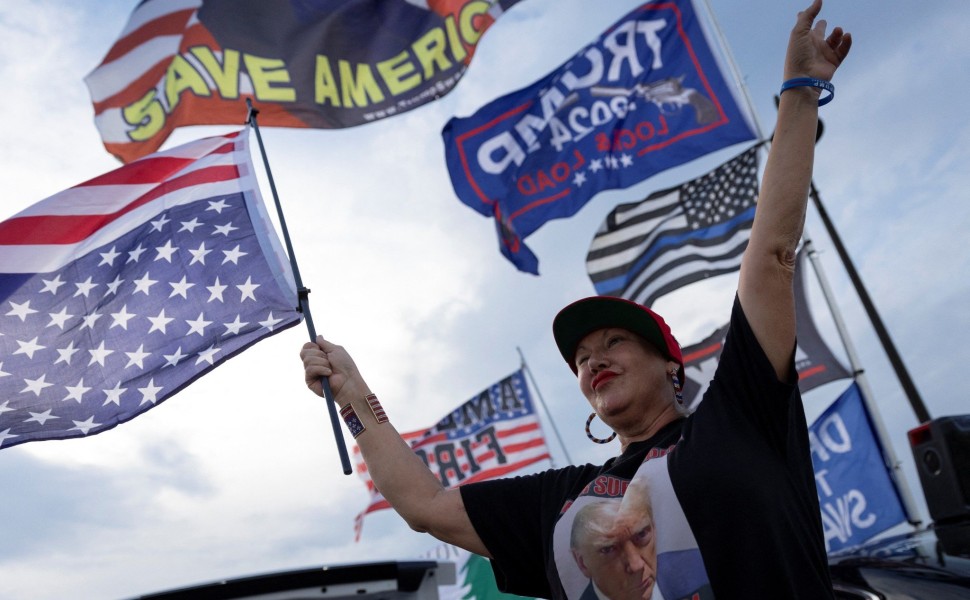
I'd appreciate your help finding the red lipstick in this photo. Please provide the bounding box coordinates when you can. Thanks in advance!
[591,371,616,390]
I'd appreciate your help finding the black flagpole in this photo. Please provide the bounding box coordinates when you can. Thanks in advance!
[516,347,572,466]
[807,181,931,424]
[246,100,353,475]
[771,95,931,424]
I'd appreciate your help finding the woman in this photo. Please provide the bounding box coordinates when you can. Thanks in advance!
[300,1,851,597]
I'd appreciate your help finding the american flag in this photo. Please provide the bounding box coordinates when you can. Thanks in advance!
[352,369,551,540]
[586,146,760,307]
[0,129,301,449]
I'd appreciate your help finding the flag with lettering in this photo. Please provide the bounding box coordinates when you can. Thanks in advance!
[442,0,755,274]
[809,382,907,554]
[86,0,524,164]
[0,129,301,449]
[352,369,551,540]
[678,246,851,409]
[587,146,759,306]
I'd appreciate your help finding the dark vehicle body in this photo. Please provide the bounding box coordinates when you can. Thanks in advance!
[829,520,970,598]
[129,561,455,600]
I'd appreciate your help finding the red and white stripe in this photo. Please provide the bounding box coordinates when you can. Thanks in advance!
[351,411,551,540]
[0,130,250,274]
[85,0,211,160]
[86,0,201,105]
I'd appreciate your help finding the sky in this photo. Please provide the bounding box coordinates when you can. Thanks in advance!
[2,1,969,598]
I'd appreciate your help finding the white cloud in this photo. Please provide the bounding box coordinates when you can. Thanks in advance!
[2,0,970,597]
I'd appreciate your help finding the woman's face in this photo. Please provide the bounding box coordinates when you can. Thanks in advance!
[575,327,675,426]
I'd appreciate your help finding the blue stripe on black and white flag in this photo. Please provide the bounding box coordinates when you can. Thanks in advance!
[586,146,759,307]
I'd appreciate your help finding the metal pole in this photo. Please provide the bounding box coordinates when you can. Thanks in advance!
[517,347,572,466]
[246,100,352,475]
[808,182,931,424]
[699,0,765,141]
[698,0,925,525]
[802,239,923,525]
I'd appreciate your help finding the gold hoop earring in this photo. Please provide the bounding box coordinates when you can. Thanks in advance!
[585,412,617,444]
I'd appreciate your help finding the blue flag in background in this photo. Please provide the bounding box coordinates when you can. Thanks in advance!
[809,383,907,554]
[442,0,756,273]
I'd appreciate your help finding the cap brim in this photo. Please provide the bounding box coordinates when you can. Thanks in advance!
[552,296,683,378]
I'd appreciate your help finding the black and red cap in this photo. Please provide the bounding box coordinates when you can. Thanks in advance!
[552,296,685,381]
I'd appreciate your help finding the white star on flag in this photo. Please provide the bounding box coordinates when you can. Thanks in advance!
[40,275,66,294]
[7,300,37,321]
[25,409,58,425]
[138,379,164,405]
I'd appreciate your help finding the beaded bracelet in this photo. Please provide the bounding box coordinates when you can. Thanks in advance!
[365,393,389,424]
[780,77,834,106]
[339,404,366,438]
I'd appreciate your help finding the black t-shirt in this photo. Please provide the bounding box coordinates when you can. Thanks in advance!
[460,297,834,599]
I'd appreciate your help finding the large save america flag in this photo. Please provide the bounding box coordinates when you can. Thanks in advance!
[352,369,551,540]
[0,129,301,449]
[85,0,523,163]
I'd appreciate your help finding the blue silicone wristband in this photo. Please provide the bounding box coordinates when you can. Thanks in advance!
[780,77,834,106]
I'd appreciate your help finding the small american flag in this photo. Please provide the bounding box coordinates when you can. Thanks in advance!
[0,129,301,449]
[352,369,551,540]
[586,146,760,307]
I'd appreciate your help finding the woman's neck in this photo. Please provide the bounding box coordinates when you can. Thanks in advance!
[618,402,683,452]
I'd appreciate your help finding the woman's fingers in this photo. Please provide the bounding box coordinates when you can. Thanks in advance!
[300,341,332,396]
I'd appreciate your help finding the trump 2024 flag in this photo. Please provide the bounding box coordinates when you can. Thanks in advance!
[0,130,301,449]
[442,0,755,274]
